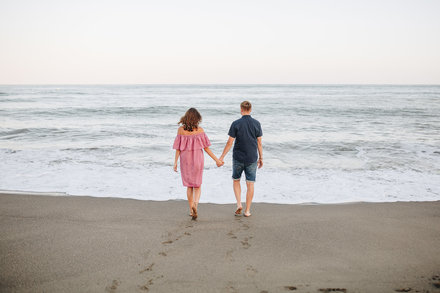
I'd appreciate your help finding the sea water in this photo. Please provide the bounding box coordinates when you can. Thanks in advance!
[0,85,439,204]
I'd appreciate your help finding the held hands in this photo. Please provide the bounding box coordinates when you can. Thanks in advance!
[216,155,225,168]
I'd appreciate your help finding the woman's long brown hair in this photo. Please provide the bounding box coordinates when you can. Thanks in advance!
[178,108,202,132]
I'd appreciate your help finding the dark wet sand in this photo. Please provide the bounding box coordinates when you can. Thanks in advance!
[1,193,439,293]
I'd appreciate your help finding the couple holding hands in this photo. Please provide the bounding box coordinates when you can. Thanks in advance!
[173,101,263,220]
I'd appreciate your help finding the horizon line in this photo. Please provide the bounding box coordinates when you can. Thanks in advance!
[1,83,440,86]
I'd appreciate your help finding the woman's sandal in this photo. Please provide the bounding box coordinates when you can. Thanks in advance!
[243,211,251,217]
[235,207,242,216]
[191,206,198,220]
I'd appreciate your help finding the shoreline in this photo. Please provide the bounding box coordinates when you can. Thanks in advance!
[1,189,439,206]
[1,193,440,292]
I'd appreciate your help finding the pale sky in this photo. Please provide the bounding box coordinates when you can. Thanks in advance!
[1,0,439,84]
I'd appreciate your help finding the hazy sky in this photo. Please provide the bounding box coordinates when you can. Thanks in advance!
[1,0,439,84]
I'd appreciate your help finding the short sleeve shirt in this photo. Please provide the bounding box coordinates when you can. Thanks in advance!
[228,115,262,163]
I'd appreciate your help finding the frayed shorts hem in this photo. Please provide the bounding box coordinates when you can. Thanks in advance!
[231,177,256,183]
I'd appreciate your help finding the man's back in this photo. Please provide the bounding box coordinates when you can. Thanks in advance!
[228,115,262,164]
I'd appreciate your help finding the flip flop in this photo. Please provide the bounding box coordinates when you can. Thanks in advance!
[235,207,242,216]
[244,212,251,217]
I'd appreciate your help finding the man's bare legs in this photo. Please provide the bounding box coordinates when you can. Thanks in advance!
[233,179,242,211]
[187,187,194,215]
[245,181,254,216]
[233,180,254,216]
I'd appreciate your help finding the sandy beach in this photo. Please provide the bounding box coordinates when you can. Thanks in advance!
[0,193,439,293]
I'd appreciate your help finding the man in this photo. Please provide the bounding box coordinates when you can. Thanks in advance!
[219,101,263,217]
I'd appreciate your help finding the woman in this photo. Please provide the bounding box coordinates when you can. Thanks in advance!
[173,108,223,219]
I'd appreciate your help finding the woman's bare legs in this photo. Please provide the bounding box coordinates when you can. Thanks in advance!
[193,187,201,208]
[187,187,194,215]
[192,187,201,219]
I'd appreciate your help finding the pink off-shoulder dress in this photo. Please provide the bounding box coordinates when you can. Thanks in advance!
[173,132,211,188]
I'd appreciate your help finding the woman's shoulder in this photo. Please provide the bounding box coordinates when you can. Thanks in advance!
[194,127,205,135]
[177,126,185,135]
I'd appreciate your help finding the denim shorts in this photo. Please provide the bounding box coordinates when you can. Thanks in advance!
[232,159,258,182]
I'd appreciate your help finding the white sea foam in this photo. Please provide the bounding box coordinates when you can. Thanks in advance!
[0,149,439,204]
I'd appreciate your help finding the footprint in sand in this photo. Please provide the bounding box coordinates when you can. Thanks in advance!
[227,230,238,239]
[241,237,251,249]
[431,274,440,289]
[158,252,167,256]
[161,221,193,246]
[105,279,120,292]
[225,249,234,261]
[139,263,154,274]
[140,275,164,291]
[284,286,297,291]
[139,279,154,291]
[226,282,239,293]
[246,265,258,276]
[162,229,191,245]
[241,223,250,230]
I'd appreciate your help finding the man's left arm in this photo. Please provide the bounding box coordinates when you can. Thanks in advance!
[257,136,263,168]
[256,121,263,168]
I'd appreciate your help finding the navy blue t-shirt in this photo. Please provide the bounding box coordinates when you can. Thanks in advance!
[228,115,263,163]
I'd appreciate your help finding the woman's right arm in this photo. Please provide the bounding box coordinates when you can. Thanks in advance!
[173,127,183,172]
[173,150,180,172]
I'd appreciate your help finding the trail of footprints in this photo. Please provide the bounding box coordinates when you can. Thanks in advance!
[225,217,258,291]
[106,216,440,292]
[225,217,254,262]
[226,217,253,253]
[135,216,254,291]
[135,221,194,291]
[226,218,351,293]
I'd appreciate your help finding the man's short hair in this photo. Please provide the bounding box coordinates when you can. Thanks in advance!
[240,101,252,112]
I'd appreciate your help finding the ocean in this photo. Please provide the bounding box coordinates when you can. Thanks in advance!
[0,85,439,204]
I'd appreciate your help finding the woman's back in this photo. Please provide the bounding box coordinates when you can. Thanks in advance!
[178,126,204,136]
